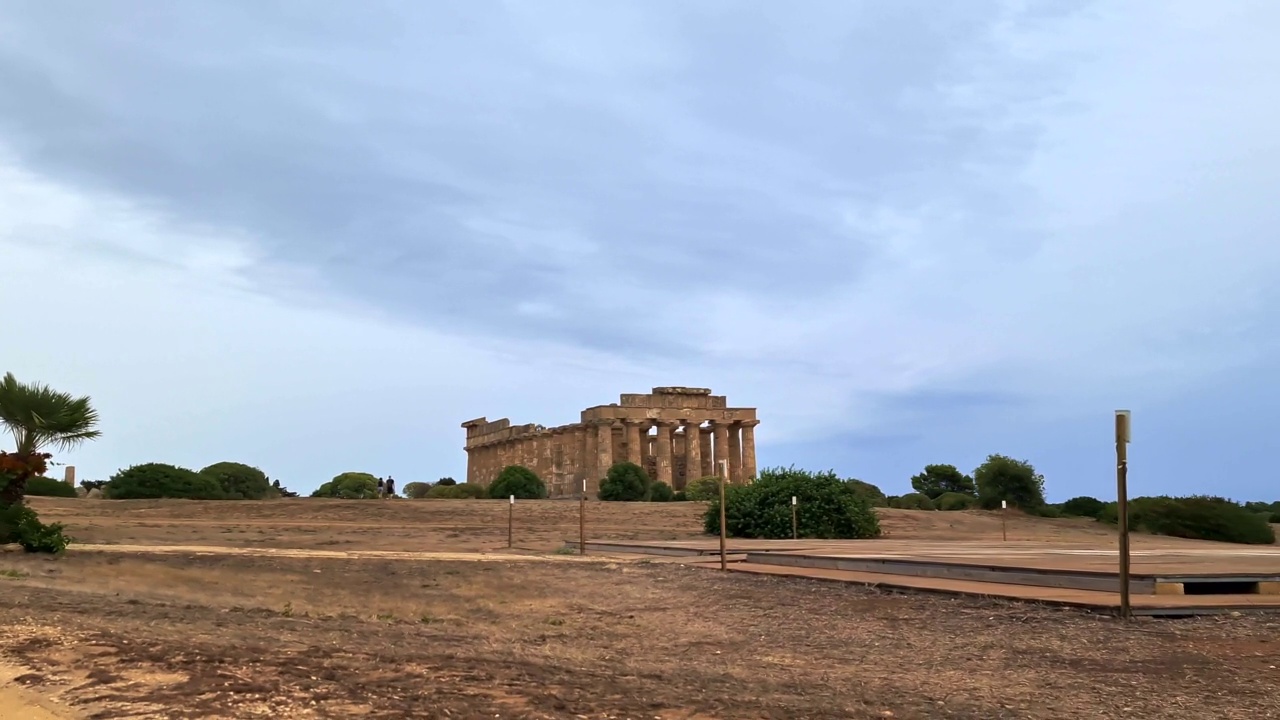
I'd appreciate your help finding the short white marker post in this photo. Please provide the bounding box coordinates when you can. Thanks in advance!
[579,478,587,555]
[1001,500,1008,542]
[791,495,798,540]
[508,495,515,548]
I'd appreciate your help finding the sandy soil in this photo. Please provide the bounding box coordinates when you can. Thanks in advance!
[0,498,1276,719]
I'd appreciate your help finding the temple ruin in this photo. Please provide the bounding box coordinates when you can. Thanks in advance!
[461,387,759,498]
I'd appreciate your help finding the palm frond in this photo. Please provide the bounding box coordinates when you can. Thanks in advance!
[0,372,102,455]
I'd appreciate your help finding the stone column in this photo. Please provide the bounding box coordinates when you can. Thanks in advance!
[64,466,76,486]
[740,420,758,482]
[594,420,612,495]
[584,423,598,494]
[729,423,743,484]
[682,420,701,490]
[699,427,713,477]
[655,421,674,486]
[712,421,730,479]
[625,421,642,465]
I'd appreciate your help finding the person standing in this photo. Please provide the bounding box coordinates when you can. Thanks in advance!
[376,477,385,498]
[385,477,396,498]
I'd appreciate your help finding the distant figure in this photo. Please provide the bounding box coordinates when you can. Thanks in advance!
[377,477,385,499]
[385,477,396,498]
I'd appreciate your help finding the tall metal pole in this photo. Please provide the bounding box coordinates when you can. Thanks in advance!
[718,459,728,571]
[1116,410,1132,621]
[579,478,586,556]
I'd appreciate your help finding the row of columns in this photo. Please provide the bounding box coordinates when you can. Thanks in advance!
[589,418,758,490]
[466,418,758,497]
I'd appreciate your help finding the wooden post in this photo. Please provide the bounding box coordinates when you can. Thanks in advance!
[579,478,586,556]
[1116,410,1132,621]
[791,495,798,540]
[718,459,728,571]
[1001,500,1007,542]
[508,495,514,548]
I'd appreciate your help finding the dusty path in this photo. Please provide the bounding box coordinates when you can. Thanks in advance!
[0,662,75,719]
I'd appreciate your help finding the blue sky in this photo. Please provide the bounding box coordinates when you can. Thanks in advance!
[2,1,1277,501]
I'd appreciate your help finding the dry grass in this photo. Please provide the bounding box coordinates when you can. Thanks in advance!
[0,498,1276,719]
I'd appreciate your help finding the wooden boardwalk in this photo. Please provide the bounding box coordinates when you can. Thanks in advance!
[566,538,1280,616]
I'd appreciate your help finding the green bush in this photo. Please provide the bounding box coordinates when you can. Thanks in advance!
[1100,496,1275,545]
[684,476,721,502]
[599,462,649,501]
[909,464,976,499]
[884,495,901,507]
[974,454,1046,510]
[436,477,457,486]
[1061,496,1106,518]
[199,462,272,500]
[895,492,936,510]
[25,476,77,498]
[425,483,487,499]
[107,463,225,500]
[403,482,431,499]
[704,466,880,540]
[846,479,887,507]
[311,472,379,499]
[432,479,486,497]
[0,503,73,553]
[488,466,547,500]
[935,491,977,511]
[647,481,674,502]
[672,491,688,502]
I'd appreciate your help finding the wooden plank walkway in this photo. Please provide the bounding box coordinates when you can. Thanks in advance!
[723,562,1280,615]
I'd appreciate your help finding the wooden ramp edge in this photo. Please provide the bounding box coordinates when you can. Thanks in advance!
[721,562,1280,616]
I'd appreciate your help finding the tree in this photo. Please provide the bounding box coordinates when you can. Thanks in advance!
[1061,496,1106,518]
[845,478,887,507]
[200,462,272,500]
[0,372,101,508]
[403,482,432,499]
[436,477,457,486]
[973,454,1046,510]
[909,464,976,499]
[107,463,225,500]
[311,472,379,499]
[598,462,649,501]
[488,465,547,500]
[704,466,880,539]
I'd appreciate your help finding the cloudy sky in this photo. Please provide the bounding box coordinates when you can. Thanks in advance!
[2,1,1277,500]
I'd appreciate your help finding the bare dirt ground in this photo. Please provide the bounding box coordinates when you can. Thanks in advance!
[0,498,1277,719]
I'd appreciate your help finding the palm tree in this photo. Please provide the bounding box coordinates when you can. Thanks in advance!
[0,372,101,506]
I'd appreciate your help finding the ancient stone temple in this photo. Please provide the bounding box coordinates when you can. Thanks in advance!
[461,387,759,498]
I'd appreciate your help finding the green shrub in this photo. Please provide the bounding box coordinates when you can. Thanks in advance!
[425,482,486,499]
[311,472,379,499]
[909,464,976,499]
[199,462,272,500]
[672,491,688,502]
[895,492,936,510]
[107,463,225,500]
[647,481,674,502]
[488,466,547,500]
[1100,496,1275,545]
[403,482,431,499]
[0,503,73,553]
[684,476,721,502]
[599,462,649,501]
[884,495,901,508]
[974,454,1046,510]
[25,476,77,498]
[935,492,977,511]
[846,479,887,507]
[1026,503,1063,518]
[704,466,880,540]
[436,477,457,486]
[1061,496,1106,518]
